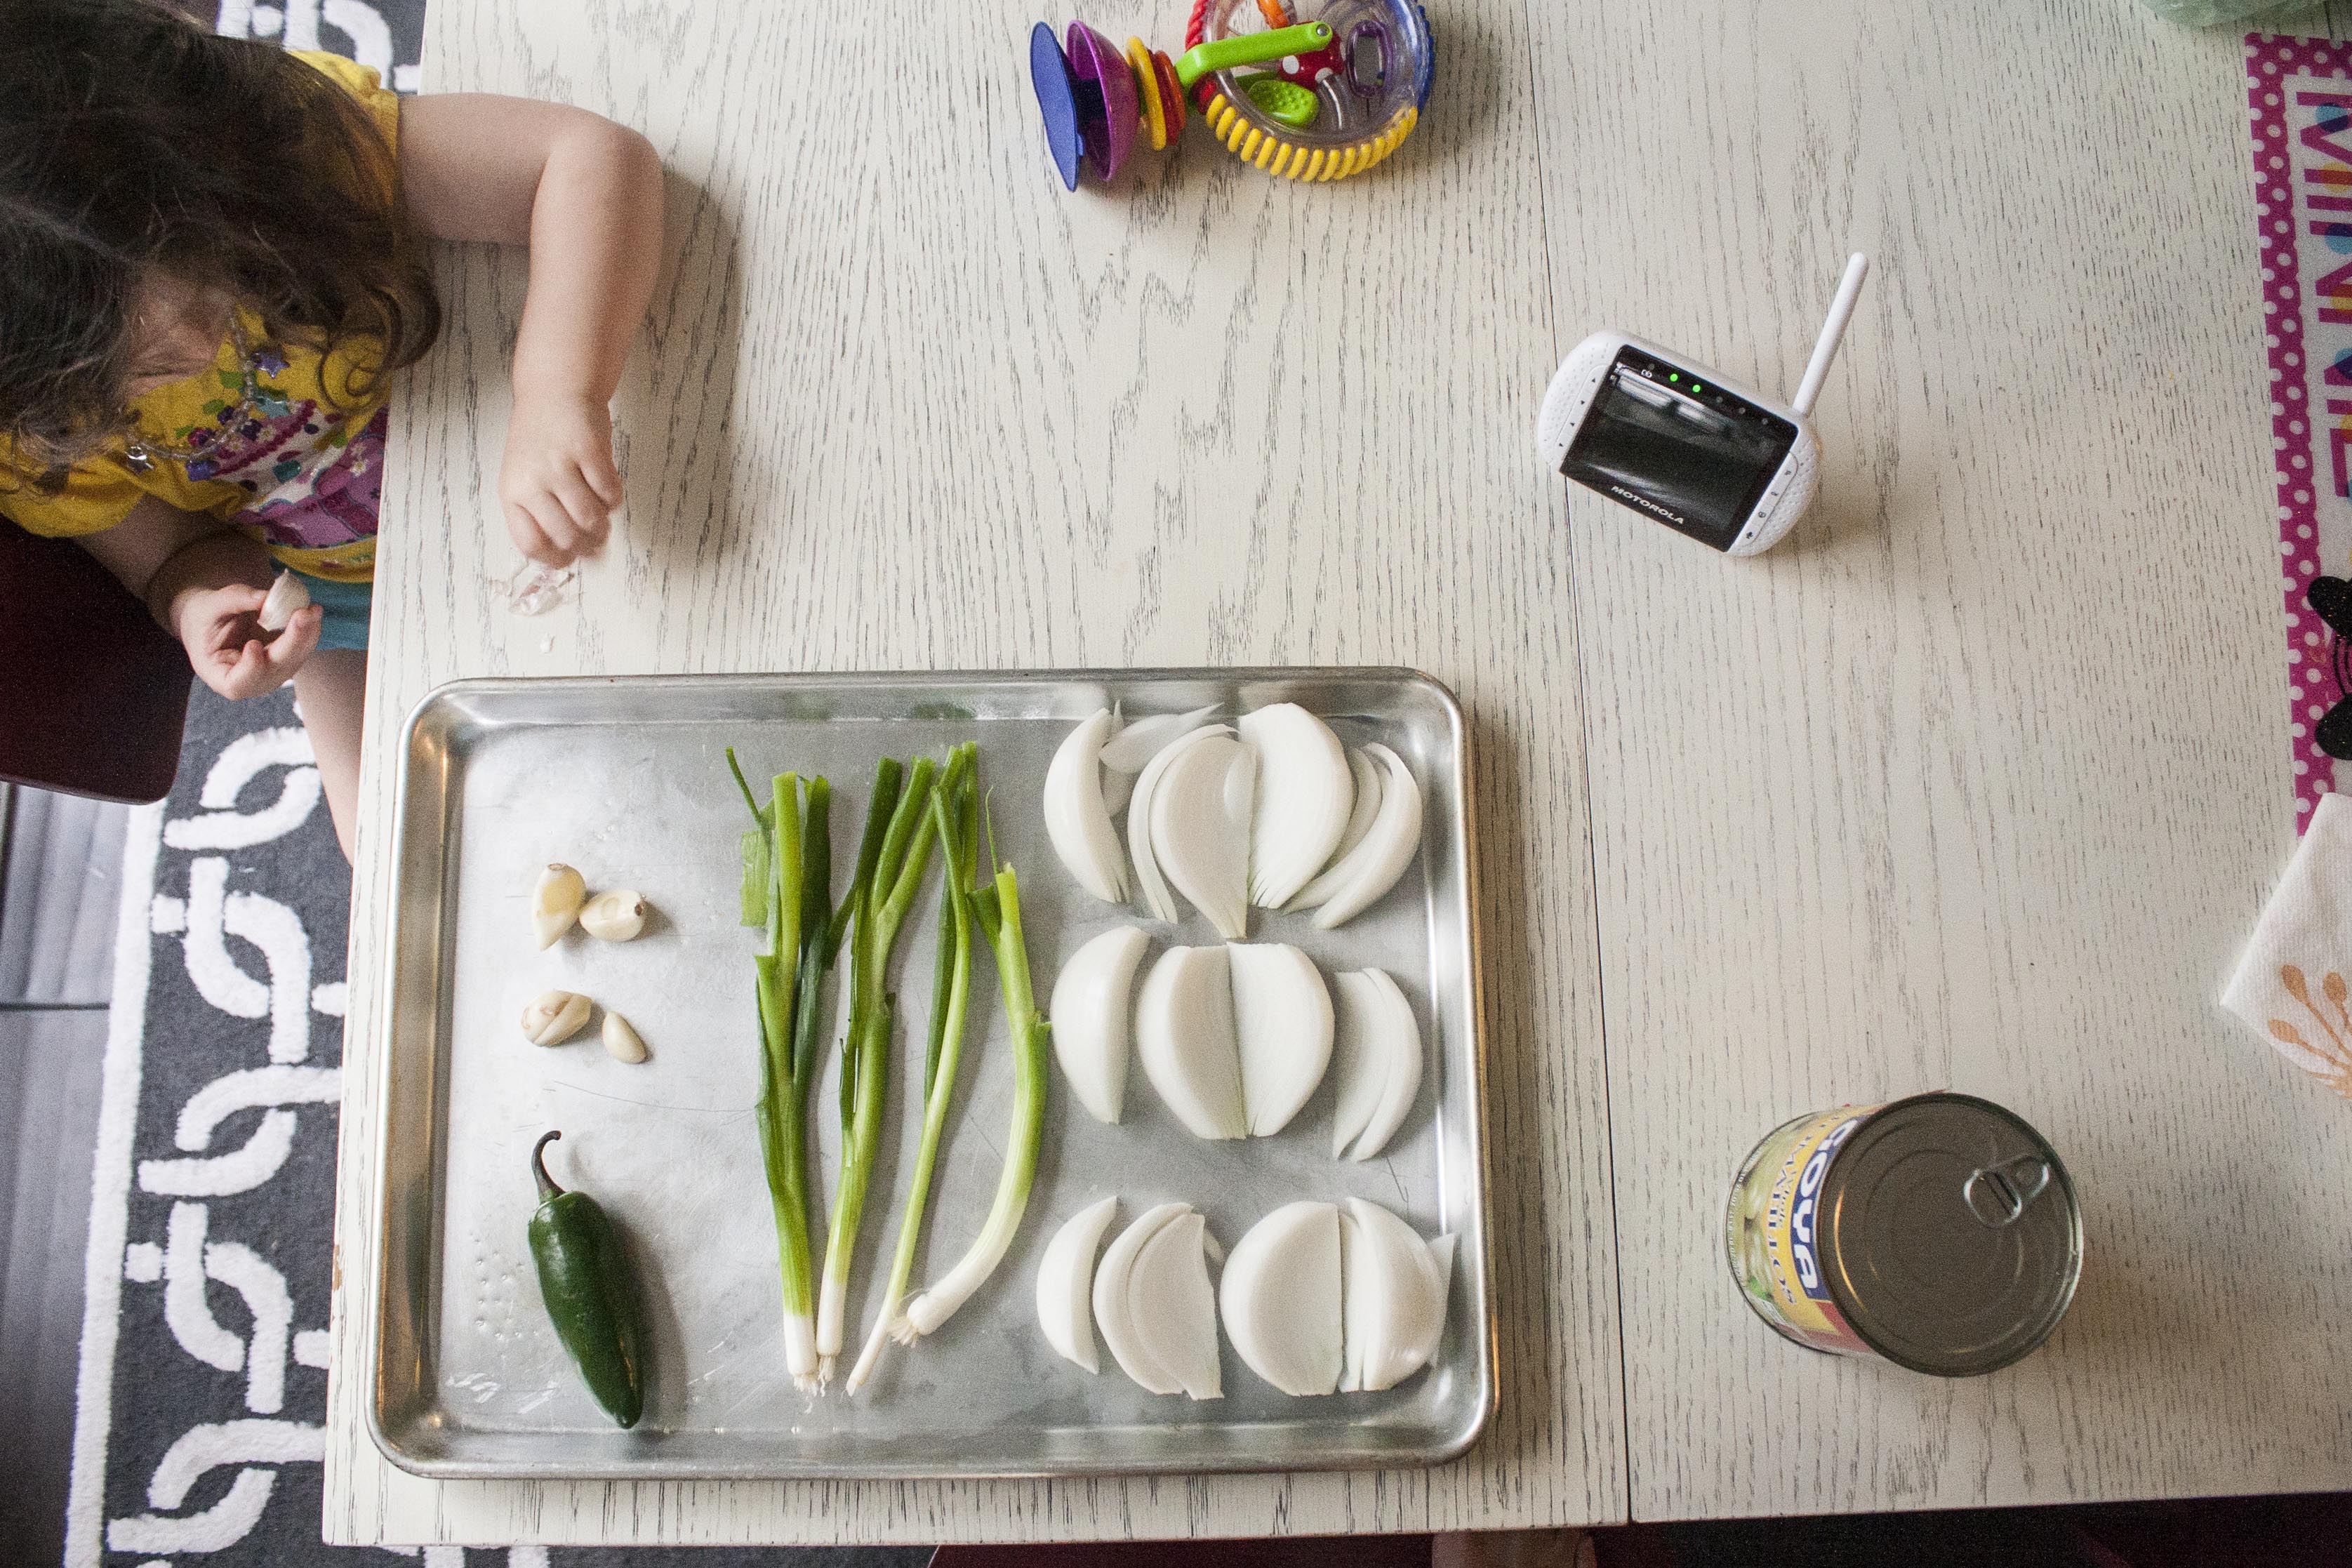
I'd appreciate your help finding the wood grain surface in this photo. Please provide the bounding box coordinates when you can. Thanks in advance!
[1532,0,2352,1522]
[324,0,1626,1546]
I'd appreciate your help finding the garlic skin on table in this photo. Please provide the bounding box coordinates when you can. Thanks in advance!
[579,890,647,942]
[532,863,587,949]
[521,990,592,1047]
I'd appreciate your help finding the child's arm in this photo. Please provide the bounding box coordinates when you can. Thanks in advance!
[397,98,665,568]
[75,498,324,698]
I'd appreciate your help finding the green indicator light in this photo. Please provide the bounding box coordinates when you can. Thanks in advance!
[1693,383,1705,394]
[1668,372,1680,383]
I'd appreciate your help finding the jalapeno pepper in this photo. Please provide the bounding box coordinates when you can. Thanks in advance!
[527,1130,645,1428]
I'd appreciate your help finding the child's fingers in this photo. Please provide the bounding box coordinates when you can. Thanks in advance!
[504,500,559,566]
[551,471,611,547]
[524,493,583,559]
[581,444,625,510]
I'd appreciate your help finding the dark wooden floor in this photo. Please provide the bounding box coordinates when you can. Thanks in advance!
[0,785,125,1568]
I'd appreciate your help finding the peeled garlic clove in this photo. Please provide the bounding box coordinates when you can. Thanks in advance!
[521,990,592,1047]
[1333,968,1423,1160]
[257,570,312,633]
[1240,704,1353,910]
[1152,733,1254,940]
[1306,745,1424,929]
[1228,942,1333,1137]
[1127,725,1228,924]
[579,889,647,942]
[533,863,587,949]
[1044,709,1130,903]
[599,1010,648,1063]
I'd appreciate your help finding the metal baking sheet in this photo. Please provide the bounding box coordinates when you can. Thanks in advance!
[366,670,1490,1479]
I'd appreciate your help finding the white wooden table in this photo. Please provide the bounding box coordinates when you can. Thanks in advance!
[323,0,2351,1545]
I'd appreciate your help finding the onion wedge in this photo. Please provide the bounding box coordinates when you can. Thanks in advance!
[1036,1195,1119,1373]
[1127,725,1229,924]
[1151,732,1256,939]
[1100,704,1220,773]
[1134,946,1245,1139]
[1093,1202,1190,1393]
[1338,1198,1450,1393]
[1048,925,1150,1124]
[1295,744,1423,929]
[1329,969,1423,1160]
[1220,1201,1342,1395]
[1044,709,1129,903]
[1228,943,1334,1137]
[1127,1211,1221,1399]
[1240,704,1353,910]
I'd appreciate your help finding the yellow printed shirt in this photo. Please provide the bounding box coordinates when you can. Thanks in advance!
[0,53,400,583]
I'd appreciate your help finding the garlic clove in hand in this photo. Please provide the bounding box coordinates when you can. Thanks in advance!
[533,863,587,948]
[601,1011,648,1063]
[578,890,646,943]
[257,571,312,633]
[521,990,592,1047]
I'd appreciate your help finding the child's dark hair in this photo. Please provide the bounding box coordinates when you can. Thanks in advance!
[0,0,440,479]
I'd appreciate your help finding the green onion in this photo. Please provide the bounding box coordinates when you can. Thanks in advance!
[845,744,978,1393]
[814,756,941,1383]
[897,820,1050,1344]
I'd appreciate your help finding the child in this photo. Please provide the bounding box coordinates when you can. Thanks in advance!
[0,0,665,859]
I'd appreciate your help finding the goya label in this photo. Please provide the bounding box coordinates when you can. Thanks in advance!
[1725,1104,1877,1356]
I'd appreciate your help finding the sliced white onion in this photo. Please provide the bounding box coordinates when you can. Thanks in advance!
[1044,709,1130,903]
[1339,1198,1449,1393]
[1133,946,1245,1139]
[1152,732,1255,940]
[1093,1202,1190,1393]
[1100,704,1220,773]
[1228,943,1333,1137]
[1239,704,1353,910]
[1036,1195,1120,1373]
[1303,745,1423,929]
[1049,926,1150,1124]
[1327,750,1384,868]
[1127,1211,1221,1400]
[1331,969,1422,1160]
[1127,725,1228,924]
[1220,1201,1342,1396]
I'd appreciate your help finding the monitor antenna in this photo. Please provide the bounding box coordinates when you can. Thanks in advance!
[1790,253,1869,418]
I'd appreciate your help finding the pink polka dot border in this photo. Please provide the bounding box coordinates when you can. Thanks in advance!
[2249,32,2351,830]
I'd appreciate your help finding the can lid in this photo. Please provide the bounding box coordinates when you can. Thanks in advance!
[1822,1094,2082,1376]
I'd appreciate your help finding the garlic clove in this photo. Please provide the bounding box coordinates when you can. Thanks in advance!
[579,889,647,942]
[521,990,592,1047]
[533,863,587,949]
[257,571,312,633]
[600,1010,648,1063]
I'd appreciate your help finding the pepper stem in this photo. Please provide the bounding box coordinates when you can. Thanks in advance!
[531,1130,566,1201]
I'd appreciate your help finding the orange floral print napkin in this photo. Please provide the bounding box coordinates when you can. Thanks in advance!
[2224,793,2352,1098]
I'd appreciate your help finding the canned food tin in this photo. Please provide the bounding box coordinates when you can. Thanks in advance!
[1725,1092,2082,1376]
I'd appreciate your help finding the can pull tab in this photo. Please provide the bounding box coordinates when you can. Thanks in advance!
[1963,1154,2052,1228]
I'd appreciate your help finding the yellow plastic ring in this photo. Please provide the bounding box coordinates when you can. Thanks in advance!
[1127,38,1167,151]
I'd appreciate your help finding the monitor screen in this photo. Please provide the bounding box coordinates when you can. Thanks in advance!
[1559,346,1798,550]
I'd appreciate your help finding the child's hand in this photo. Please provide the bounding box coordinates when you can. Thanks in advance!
[174,583,322,700]
[499,392,623,567]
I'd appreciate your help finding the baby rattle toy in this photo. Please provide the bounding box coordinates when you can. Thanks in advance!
[1029,0,1433,189]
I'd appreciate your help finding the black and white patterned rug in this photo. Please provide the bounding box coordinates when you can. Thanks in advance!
[65,688,934,1567]
[60,8,929,1564]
